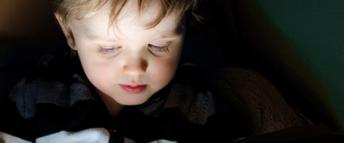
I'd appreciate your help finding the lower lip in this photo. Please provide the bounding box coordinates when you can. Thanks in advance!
[119,84,147,94]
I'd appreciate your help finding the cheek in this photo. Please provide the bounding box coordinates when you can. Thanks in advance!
[149,56,179,88]
[150,45,182,86]
[77,48,114,90]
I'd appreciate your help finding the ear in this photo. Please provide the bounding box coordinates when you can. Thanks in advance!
[54,13,76,50]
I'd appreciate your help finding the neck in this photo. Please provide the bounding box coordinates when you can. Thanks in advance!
[98,92,124,117]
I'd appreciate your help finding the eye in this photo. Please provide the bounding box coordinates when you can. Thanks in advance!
[147,43,170,56]
[99,46,121,56]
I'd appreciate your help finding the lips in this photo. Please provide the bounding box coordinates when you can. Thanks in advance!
[119,84,147,94]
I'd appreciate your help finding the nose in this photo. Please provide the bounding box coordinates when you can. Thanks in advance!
[122,56,148,76]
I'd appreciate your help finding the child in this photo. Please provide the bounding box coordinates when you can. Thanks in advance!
[0,0,313,142]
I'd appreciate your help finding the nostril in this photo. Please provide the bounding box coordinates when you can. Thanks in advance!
[141,60,148,71]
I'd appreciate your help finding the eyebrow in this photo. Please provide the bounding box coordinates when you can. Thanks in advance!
[84,26,183,42]
[159,33,182,40]
[86,32,118,42]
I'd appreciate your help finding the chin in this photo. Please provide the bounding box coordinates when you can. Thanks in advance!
[117,97,149,106]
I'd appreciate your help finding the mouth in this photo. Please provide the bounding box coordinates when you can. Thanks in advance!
[119,84,147,94]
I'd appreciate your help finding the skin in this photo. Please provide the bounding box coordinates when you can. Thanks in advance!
[55,0,184,116]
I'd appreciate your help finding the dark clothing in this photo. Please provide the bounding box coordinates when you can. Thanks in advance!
[0,53,338,143]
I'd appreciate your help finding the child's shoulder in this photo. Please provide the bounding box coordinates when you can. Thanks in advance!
[0,53,113,142]
[8,53,97,117]
[163,66,310,141]
[9,74,94,118]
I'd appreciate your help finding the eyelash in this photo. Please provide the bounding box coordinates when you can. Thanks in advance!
[148,44,170,56]
[99,46,121,55]
[98,43,170,57]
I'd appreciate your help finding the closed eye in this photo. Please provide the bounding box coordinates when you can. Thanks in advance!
[148,44,168,49]
[147,43,170,56]
[99,46,121,56]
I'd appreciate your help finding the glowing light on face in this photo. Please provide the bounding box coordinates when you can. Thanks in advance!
[65,1,183,106]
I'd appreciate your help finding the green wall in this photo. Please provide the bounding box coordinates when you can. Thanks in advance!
[256,0,344,122]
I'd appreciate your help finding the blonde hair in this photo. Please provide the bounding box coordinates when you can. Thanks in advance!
[49,0,198,27]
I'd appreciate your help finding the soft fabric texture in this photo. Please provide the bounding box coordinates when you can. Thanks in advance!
[0,53,314,143]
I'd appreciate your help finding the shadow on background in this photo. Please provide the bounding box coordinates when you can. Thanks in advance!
[198,0,344,130]
[254,0,344,127]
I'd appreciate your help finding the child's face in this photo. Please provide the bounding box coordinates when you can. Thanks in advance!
[58,1,183,105]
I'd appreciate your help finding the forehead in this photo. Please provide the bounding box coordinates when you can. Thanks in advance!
[69,1,182,40]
